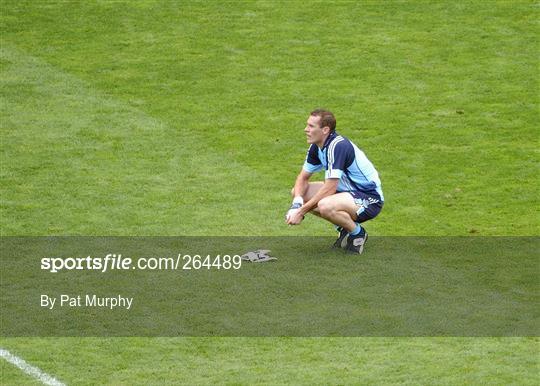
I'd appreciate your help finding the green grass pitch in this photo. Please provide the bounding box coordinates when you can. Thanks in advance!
[1,0,538,384]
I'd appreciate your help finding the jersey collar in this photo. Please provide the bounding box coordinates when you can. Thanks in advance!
[320,131,338,150]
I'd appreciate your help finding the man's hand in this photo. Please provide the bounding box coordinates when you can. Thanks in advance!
[286,207,305,225]
[285,196,304,225]
[285,201,304,225]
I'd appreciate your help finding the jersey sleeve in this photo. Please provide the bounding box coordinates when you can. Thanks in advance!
[325,139,354,179]
[302,144,323,173]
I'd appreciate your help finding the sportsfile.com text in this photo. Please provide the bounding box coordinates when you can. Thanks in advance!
[41,253,242,273]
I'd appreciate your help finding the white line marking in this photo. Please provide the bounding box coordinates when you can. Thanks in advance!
[0,348,65,386]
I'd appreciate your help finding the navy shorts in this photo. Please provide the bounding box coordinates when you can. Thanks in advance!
[347,191,384,223]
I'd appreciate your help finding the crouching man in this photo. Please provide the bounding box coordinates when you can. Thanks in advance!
[286,109,384,254]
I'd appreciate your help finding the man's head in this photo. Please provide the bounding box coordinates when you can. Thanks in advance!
[305,109,336,147]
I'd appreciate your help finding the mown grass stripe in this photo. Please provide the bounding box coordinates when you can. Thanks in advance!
[1,44,290,236]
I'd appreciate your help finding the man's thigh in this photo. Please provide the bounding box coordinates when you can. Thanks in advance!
[304,181,324,201]
[319,192,359,219]
[298,182,325,217]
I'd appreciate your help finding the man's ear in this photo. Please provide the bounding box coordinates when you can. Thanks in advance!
[322,126,330,135]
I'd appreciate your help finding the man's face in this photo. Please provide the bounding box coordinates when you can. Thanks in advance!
[304,115,328,146]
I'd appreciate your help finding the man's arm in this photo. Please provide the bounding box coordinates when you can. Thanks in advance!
[292,169,312,198]
[300,178,338,215]
[285,169,311,224]
[286,178,339,225]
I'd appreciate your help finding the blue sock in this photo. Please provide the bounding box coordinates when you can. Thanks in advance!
[349,223,362,236]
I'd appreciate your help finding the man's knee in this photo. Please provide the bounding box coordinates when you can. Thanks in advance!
[317,197,336,218]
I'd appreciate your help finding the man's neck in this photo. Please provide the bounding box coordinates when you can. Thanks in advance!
[317,132,334,149]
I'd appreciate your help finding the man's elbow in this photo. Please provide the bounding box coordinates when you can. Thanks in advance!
[325,188,337,197]
[323,180,339,195]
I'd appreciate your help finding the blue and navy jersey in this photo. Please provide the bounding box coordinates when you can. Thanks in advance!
[303,131,384,201]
